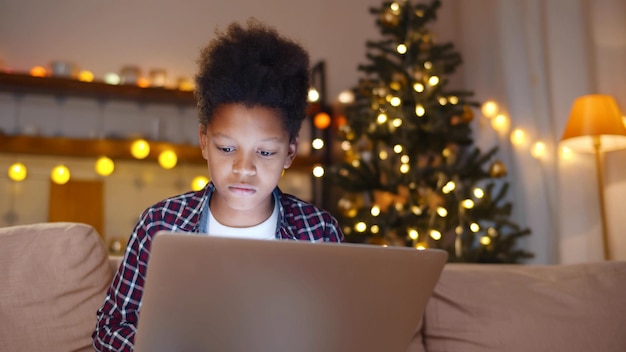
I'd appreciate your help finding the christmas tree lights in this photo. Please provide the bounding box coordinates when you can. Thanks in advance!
[330,0,533,263]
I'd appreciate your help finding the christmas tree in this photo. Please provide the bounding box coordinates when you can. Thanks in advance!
[330,0,533,263]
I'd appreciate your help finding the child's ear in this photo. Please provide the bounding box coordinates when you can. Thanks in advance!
[198,124,208,160]
[283,136,299,169]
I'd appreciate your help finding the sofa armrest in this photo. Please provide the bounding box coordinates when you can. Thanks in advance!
[0,222,114,352]
[418,261,626,352]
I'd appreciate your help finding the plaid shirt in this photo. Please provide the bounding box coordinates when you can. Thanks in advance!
[92,182,343,351]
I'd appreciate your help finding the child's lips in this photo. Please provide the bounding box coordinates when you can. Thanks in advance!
[229,185,256,195]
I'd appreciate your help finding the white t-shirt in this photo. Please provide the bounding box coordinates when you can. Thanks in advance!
[207,202,278,240]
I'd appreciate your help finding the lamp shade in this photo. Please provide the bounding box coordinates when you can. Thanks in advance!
[560,94,626,153]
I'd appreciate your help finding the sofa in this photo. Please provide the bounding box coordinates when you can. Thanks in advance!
[1,222,625,352]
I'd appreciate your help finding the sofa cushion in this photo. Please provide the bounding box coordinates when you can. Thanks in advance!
[0,222,114,352]
[415,261,626,352]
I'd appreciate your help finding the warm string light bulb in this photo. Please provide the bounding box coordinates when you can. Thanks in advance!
[30,66,47,77]
[510,128,527,146]
[51,165,71,185]
[95,156,115,176]
[314,112,331,129]
[312,165,325,178]
[130,139,150,159]
[191,176,209,191]
[481,100,499,118]
[491,113,510,133]
[312,138,324,150]
[8,162,27,182]
[78,70,94,82]
[531,141,547,159]
[158,150,178,169]
[337,90,354,104]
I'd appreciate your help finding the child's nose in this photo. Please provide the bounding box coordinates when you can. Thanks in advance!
[233,157,256,175]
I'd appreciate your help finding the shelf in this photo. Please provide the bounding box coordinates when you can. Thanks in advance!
[0,134,321,171]
[0,73,322,172]
[0,72,196,106]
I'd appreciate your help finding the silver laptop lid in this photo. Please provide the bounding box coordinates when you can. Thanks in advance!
[134,232,447,352]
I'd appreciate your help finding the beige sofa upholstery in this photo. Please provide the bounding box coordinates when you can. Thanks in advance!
[1,222,625,352]
[408,261,626,352]
[0,222,115,352]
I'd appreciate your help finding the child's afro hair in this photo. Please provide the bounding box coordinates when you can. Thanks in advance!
[195,19,310,141]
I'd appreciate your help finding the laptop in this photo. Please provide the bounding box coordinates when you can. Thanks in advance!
[134,232,448,352]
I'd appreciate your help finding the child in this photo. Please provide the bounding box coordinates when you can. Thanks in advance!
[92,19,344,351]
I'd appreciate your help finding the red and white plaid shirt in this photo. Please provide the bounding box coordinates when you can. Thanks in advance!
[92,182,343,351]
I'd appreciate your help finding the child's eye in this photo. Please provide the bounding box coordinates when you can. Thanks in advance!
[218,146,234,153]
[258,150,275,157]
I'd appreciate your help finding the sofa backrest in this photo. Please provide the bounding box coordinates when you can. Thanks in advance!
[408,261,626,352]
[0,222,114,352]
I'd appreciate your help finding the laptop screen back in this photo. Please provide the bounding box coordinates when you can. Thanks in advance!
[134,233,447,352]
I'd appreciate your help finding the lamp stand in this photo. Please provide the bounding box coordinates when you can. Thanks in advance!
[592,136,611,260]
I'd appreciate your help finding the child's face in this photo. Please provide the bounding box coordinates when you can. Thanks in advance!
[198,103,298,226]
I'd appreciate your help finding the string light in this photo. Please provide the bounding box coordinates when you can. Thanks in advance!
[8,162,27,182]
[396,44,407,54]
[158,150,178,169]
[314,112,331,129]
[29,66,47,77]
[51,165,71,185]
[355,222,367,232]
[95,156,115,176]
[103,73,120,85]
[78,70,94,82]
[442,181,456,194]
[462,199,475,209]
[413,83,425,92]
[481,100,499,118]
[371,205,381,216]
[307,88,320,102]
[338,90,355,104]
[408,229,419,240]
[429,229,442,240]
[130,139,150,159]
[312,165,325,177]
[510,128,527,146]
[491,113,510,133]
[531,141,547,159]
[312,138,325,150]
[415,104,425,117]
[191,176,209,191]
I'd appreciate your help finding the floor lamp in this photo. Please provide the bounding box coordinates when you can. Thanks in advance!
[560,94,626,260]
